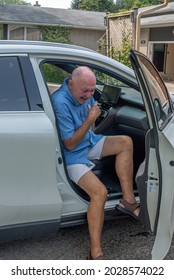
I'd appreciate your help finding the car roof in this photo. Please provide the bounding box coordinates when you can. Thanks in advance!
[0,40,95,52]
[0,40,137,85]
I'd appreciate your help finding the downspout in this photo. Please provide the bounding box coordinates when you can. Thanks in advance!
[135,0,168,51]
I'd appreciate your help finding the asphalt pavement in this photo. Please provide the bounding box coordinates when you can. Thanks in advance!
[0,217,173,260]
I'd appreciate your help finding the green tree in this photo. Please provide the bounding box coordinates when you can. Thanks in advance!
[71,0,117,12]
[70,0,80,9]
[40,26,71,44]
[70,0,174,12]
[110,29,132,67]
[40,26,72,83]
[132,0,174,8]
[116,0,174,10]
[0,0,31,4]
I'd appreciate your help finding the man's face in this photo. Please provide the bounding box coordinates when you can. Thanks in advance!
[68,75,96,104]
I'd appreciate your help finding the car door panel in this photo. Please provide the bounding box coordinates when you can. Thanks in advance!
[130,49,174,259]
[0,112,62,226]
[152,130,174,259]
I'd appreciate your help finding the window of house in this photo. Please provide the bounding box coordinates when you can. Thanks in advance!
[10,26,24,40]
[27,27,41,41]
[9,25,41,41]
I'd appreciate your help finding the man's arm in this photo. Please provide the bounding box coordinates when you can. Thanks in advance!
[63,102,101,150]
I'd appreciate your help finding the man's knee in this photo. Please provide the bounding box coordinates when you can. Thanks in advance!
[93,184,108,201]
[78,172,108,201]
[122,135,133,149]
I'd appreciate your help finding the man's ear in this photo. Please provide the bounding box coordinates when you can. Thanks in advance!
[68,79,73,90]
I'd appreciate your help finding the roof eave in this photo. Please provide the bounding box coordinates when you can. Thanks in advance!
[141,23,174,28]
[0,21,105,31]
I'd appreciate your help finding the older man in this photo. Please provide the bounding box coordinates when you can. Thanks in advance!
[51,66,140,259]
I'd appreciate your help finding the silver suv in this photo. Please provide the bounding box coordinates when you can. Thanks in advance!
[0,40,174,260]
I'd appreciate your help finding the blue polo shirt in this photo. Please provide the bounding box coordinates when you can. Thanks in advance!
[51,78,103,166]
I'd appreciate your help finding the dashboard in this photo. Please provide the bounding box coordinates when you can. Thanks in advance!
[95,85,149,134]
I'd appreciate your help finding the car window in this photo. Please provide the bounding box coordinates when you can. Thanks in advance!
[41,61,141,106]
[135,54,172,129]
[42,63,71,94]
[0,57,29,111]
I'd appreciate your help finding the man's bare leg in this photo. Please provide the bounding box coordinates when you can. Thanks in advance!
[101,135,140,217]
[78,171,108,259]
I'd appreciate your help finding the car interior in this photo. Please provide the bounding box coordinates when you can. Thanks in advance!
[41,61,149,202]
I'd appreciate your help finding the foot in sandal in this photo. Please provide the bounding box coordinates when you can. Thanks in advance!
[115,199,140,221]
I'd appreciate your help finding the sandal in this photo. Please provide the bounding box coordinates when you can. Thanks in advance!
[87,252,108,260]
[115,199,140,221]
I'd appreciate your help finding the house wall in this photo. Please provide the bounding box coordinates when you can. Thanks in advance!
[139,28,149,56]
[147,26,174,80]
[140,27,174,55]
[7,24,104,51]
[69,29,105,51]
[165,44,174,80]
[107,12,174,81]
[166,44,174,74]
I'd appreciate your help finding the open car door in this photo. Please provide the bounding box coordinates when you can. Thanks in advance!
[130,49,174,259]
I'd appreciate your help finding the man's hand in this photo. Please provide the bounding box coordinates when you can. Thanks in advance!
[63,102,101,151]
[87,101,101,123]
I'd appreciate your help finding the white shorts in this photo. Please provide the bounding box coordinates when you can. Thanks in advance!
[67,136,106,184]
